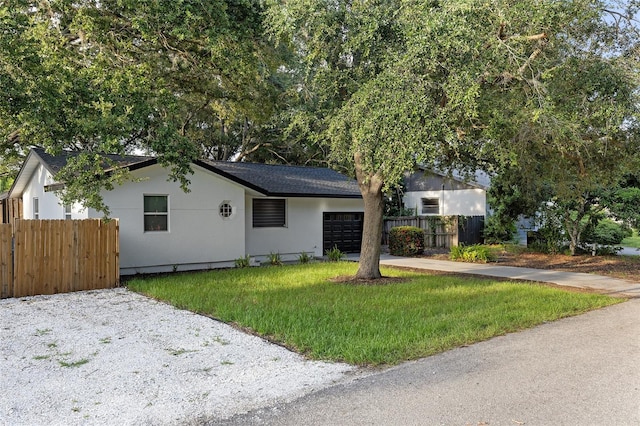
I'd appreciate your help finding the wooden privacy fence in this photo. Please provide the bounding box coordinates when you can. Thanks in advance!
[383,215,485,248]
[1,219,119,299]
[0,224,12,299]
[1,197,22,225]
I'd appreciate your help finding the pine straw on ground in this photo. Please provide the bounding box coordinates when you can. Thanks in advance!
[495,252,640,282]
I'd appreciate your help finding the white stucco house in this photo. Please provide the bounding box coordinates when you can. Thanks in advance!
[402,168,488,217]
[8,148,364,275]
[402,168,539,245]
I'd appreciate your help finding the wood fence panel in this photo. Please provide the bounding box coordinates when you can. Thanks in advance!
[0,224,12,298]
[384,216,485,248]
[62,220,74,293]
[10,219,119,298]
[384,216,458,248]
[458,216,485,245]
[4,198,23,225]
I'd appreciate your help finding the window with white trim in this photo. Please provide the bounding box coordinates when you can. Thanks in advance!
[421,198,439,215]
[33,197,39,219]
[144,195,168,232]
[219,202,233,219]
[252,199,286,228]
[64,204,72,220]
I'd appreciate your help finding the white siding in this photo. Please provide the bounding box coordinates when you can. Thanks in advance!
[20,159,364,273]
[403,189,486,217]
[246,197,364,261]
[93,164,246,274]
[21,164,88,220]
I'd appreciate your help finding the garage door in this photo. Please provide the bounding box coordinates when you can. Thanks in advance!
[323,212,364,253]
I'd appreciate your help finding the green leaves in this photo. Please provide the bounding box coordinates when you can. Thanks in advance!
[1,1,290,213]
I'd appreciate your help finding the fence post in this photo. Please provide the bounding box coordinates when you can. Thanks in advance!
[451,216,459,247]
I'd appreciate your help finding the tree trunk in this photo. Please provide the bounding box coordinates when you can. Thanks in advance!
[564,207,586,256]
[567,224,580,256]
[354,152,384,280]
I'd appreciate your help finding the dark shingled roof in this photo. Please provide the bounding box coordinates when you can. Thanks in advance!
[197,160,361,198]
[28,148,361,198]
[32,147,155,174]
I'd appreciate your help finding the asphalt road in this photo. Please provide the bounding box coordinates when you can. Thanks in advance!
[216,299,640,426]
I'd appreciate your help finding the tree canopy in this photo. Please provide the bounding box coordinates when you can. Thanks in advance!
[0,0,290,212]
[266,0,640,277]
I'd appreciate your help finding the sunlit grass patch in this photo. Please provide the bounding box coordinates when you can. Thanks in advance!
[128,263,620,366]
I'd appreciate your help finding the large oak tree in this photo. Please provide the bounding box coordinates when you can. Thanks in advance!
[266,0,640,278]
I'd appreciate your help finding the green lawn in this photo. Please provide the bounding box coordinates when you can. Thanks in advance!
[622,229,640,248]
[127,262,620,366]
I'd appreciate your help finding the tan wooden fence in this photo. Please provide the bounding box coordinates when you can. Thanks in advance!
[1,197,22,225]
[1,219,119,299]
[0,224,12,299]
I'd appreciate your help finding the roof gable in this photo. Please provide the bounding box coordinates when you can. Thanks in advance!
[8,148,156,198]
[33,147,156,175]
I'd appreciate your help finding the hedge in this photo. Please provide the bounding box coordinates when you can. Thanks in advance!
[389,226,425,256]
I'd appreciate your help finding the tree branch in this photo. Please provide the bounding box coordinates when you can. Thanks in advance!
[518,37,548,75]
[511,32,547,42]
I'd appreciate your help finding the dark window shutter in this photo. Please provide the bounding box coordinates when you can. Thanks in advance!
[253,199,286,227]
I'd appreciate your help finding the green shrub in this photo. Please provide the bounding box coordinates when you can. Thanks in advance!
[234,255,251,268]
[450,244,496,263]
[483,214,517,244]
[325,245,345,262]
[583,219,632,246]
[267,252,283,266]
[298,252,312,264]
[389,226,425,256]
[527,226,565,254]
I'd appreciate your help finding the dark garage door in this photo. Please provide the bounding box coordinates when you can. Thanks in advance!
[323,212,364,253]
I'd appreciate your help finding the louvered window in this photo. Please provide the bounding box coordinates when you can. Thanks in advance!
[253,199,286,228]
[421,198,439,215]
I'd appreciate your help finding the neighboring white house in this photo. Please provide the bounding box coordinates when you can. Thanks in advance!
[402,168,488,217]
[8,148,364,274]
[402,168,539,245]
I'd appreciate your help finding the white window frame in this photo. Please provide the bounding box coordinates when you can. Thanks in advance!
[64,204,72,220]
[219,201,234,219]
[33,197,39,219]
[143,195,169,232]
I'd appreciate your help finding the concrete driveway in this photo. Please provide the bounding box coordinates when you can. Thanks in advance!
[216,298,640,425]
[620,246,640,256]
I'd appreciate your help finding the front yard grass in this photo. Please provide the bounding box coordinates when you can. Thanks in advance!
[622,229,640,248]
[127,263,620,366]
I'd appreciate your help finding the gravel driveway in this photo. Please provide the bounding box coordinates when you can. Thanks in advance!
[0,288,357,425]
